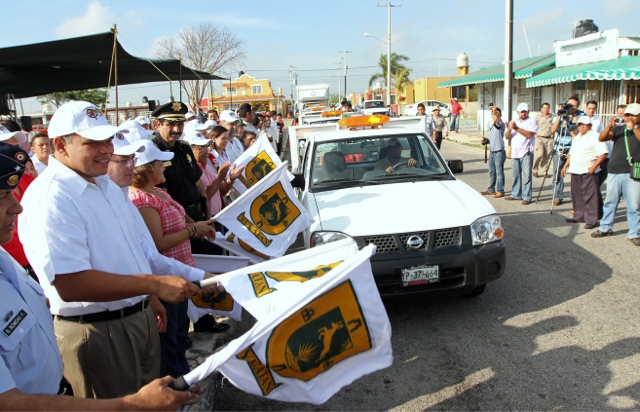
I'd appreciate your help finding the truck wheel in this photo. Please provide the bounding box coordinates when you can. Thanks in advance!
[463,284,486,298]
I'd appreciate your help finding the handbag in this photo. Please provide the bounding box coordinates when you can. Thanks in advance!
[624,130,640,180]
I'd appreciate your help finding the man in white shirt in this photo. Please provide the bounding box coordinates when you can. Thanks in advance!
[504,103,538,205]
[28,132,50,174]
[561,116,608,229]
[18,101,207,399]
[219,110,244,164]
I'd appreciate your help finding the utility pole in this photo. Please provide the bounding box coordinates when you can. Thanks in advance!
[339,50,352,99]
[504,0,513,119]
[337,59,342,102]
[377,3,401,106]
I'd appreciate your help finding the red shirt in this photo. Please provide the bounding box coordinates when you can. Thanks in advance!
[2,173,35,266]
[451,101,463,115]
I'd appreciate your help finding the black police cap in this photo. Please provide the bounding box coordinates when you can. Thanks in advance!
[0,142,27,190]
[151,102,188,122]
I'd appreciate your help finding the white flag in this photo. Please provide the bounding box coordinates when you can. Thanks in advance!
[187,254,251,322]
[213,162,313,258]
[183,243,393,405]
[212,231,270,264]
[232,135,293,195]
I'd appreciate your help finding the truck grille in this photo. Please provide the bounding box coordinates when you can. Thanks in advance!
[362,228,461,253]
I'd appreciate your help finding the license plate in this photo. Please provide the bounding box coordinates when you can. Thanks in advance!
[401,265,439,286]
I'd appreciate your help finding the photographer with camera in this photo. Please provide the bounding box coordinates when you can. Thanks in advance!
[549,96,584,206]
[591,103,640,246]
[480,107,506,198]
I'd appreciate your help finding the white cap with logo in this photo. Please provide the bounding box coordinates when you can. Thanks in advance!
[0,124,26,143]
[516,103,530,112]
[183,130,212,146]
[48,101,128,140]
[219,110,239,123]
[135,140,174,167]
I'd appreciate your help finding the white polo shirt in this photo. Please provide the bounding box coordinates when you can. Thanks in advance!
[567,129,609,175]
[508,116,538,159]
[0,248,63,395]
[19,157,153,316]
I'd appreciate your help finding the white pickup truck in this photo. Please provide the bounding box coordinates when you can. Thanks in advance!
[288,115,506,297]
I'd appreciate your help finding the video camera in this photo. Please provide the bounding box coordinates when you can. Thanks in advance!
[557,103,573,116]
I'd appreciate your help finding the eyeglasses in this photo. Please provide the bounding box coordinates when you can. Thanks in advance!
[110,157,138,167]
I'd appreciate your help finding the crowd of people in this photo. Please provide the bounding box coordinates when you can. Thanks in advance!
[479,98,640,246]
[0,100,284,409]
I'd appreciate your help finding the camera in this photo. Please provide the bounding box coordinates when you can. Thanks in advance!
[557,103,573,116]
[615,117,625,124]
[481,137,490,146]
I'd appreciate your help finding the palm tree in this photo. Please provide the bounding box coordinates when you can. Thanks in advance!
[368,53,412,93]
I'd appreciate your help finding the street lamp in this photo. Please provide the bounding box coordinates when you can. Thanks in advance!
[364,32,391,106]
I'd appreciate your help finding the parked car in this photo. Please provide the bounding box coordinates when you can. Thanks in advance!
[361,100,390,116]
[289,115,506,298]
[404,100,450,117]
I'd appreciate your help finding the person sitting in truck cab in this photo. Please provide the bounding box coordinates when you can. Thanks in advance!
[374,137,417,173]
[321,151,350,180]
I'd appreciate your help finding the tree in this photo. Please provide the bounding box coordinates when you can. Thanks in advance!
[37,89,109,108]
[368,53,412,94]
[155,22,246,113]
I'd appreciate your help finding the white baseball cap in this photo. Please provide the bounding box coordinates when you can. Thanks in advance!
[134,115,151,126]
[576,116,592,125]
[48,101,127,141]
[624,103,640,116]
[183,130,212,146]
[185,110,196,120]
[0,124,26,143]
[135,140,174,167]
[516,103,530,112]
[120,119,153,143]
[219,110,239,123]
[112,132,146,156]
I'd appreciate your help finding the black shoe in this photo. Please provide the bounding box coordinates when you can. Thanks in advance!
[584,224,597,229]
[629,238,640,246]
[591,230,612,238]
[566,218,579,223]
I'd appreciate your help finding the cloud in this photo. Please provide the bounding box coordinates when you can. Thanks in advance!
[55,1,113,38]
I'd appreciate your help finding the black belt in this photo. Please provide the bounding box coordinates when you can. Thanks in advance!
[56,298,149,323]
[491,150,505,153]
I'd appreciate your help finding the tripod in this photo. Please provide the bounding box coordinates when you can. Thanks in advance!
[536,118,570,214]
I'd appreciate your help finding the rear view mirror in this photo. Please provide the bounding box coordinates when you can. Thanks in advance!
[448,160,463,174]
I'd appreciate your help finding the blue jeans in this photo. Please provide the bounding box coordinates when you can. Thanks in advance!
[450,114,460,132]
[488,150,506,193]
[511,153,533,201]
[598,173,640,239]
[552,154,567,200]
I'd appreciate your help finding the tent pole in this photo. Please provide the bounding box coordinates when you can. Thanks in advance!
[113,24,119,126]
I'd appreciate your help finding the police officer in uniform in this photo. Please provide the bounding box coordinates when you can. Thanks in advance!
[0,142,194,410]
[150,102,228,334]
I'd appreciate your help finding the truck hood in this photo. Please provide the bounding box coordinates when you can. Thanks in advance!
[311,179,496,236]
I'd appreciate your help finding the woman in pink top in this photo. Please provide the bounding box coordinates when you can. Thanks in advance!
[129,140,215,379]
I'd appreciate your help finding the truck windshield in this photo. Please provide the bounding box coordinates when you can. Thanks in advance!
[363,101,385,109]
[310,134,450,190]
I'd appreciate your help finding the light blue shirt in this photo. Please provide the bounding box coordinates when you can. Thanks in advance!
[0,248,63,395]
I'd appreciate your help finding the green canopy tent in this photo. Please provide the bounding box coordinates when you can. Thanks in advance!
[526,55,640,87]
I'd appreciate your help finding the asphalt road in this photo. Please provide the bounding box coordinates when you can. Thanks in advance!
[213,138,640,410]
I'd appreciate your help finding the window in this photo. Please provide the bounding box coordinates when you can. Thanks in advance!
[226,87,237,96]
[251,85,263,95]
[531,87,542,111]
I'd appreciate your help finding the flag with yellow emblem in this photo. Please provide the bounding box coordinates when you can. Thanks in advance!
[231,135,292,195]
[213,162,313,257]
[181,241,392,404]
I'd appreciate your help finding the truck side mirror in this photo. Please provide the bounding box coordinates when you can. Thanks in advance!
[448,160,463,174]
[291,172,305,188]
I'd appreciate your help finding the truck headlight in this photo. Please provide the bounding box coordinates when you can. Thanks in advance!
[310,231,351,247]
[470,214,504,245]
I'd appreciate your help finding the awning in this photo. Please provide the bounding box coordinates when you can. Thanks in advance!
[526,55,640,87]
[0,31,224,98]
[437,54,555,88]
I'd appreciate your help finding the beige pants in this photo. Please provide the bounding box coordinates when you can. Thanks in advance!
[533,136,554,174]
[54,306,160,399]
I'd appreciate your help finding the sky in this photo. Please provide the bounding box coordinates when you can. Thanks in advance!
[4,0,640,114]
